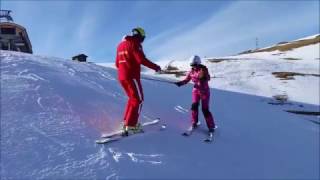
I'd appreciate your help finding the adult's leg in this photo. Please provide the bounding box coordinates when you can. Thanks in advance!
[120,79,144,127]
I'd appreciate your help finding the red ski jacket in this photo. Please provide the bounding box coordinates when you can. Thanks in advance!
[115,35,160,80]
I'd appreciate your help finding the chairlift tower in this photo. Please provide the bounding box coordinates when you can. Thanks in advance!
[0,10,14,22]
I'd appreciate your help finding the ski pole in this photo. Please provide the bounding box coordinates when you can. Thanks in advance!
[141,76,176,84]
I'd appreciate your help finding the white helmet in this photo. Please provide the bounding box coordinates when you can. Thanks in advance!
[189,55,201,66]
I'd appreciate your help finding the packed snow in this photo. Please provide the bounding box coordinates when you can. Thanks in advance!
[1,50,319,179]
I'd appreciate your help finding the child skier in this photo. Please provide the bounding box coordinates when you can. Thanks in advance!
[175,55,216,136]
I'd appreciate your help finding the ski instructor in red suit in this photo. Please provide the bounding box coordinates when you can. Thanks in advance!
[115,27,161,136]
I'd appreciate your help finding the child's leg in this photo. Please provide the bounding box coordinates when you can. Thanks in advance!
[201,91,215,130]
[191,90,201,126]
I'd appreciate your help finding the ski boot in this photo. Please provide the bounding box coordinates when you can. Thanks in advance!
[182,122,199,136]
[209,127,216,136]
[122,123,144,136]
[203,128,215,142]
[190,121,200,130]
[121,125,129,137]
[209,128,215,133]
[131,123,144,134]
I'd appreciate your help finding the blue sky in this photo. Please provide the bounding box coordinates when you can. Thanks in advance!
[1,0,319,63]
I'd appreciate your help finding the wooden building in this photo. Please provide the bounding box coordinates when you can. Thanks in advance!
[0,10,33,54]
[72,54,88,62]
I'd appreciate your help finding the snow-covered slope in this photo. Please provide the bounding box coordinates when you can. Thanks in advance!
[153,35,319,105]
[1,50,319,179]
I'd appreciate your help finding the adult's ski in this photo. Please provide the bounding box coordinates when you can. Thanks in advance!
[96,118,161,144]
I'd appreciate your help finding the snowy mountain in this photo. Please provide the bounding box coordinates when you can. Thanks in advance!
[153,34,320,105]
[1,49,319,179]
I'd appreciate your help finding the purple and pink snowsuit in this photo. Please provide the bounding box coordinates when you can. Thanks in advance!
[177,65,215,130]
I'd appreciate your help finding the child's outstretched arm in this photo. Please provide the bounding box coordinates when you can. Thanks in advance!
[174,72,191,87]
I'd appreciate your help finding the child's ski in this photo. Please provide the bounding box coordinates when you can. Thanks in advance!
[182,126,195,136]
[182,125,218,143]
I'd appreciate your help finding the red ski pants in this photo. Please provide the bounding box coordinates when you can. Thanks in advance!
[191,89,215,129]
[119,78,144,127]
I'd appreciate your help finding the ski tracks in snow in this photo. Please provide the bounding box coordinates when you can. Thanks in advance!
[18,69,47,82]
[108,147,164,165]
[174,105,189,114]
[87,147,165,179]
[34,147,112,179]
[126,153,163,165]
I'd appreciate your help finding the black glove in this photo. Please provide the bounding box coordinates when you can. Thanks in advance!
[155,65,161,72]
[175,81,183,87]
